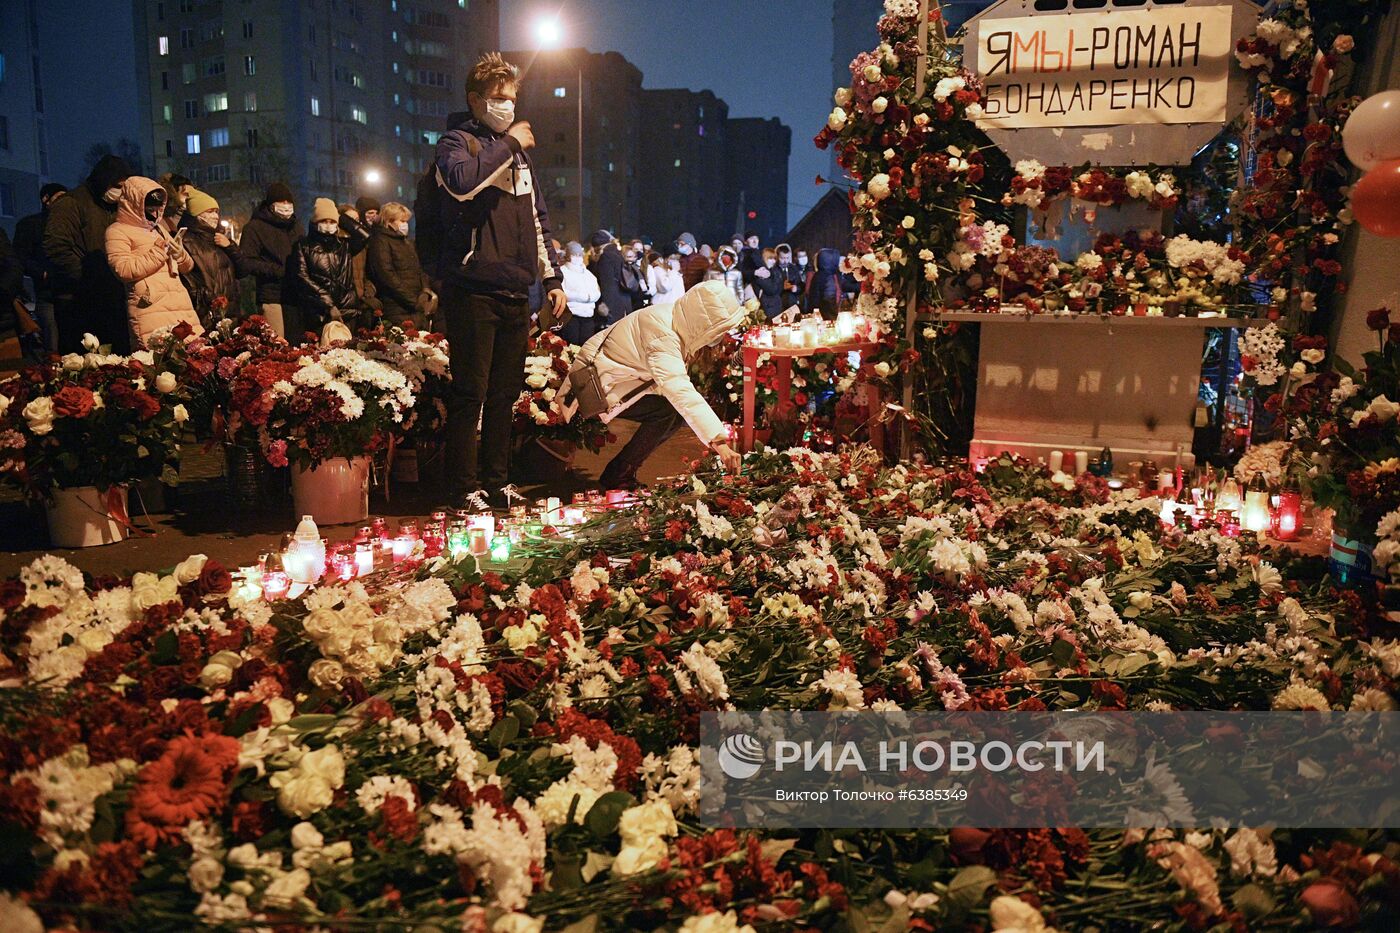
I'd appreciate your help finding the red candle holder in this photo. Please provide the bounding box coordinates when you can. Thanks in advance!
[1273,491,1303,542]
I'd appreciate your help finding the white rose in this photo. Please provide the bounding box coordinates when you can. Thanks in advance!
[81,333,101,352]
[291,821,325,850]
[303,607,342,642]
[834,87,852,107]
[965,103,984,119]
[1129,592,1153,610]
[492,914,545,933]
[872,96,888,113]
[0,394,8,418]
[874,361,892,378]
[262,867,311,909]
[308,658,347,689]
[827,107,848,131]
[1301,348,1325,364]
[524,373,549,389]
[131,573,180,611]
[226,843,260,869]
[863,64,883,83]
[989,894,1053,932]
[173,404,189,424]
[199,659,237,688]
[189,856,225,893]
[867,173,892,200]
[22,396,55,435]
[276,774,337,818]
[902,215,916,229]
[1368,395,1400,422]
[156,371,178,393]
[174,553,209,584]
[267,697,295,724]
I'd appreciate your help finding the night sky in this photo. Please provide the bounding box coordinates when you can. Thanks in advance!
[501,0,841,227]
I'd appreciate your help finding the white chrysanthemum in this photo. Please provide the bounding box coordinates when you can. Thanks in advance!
[1271,681,1330,710]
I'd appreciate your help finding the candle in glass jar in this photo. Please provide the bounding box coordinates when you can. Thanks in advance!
[801,317,820,347]
[468,513,496,541]
[1074,451,1089,475]
[468,528,490,557]
[392,534,416,563]
[836,311,856,340]
[773,325,791,348]
[1241,483,1271,533]
[490,534,512,562]
[330,551,356,582]
[1273,489,1302,541]
[563,506,587,526]
[262,568,291,601]
[371,516,388,542]
[1047,450,1064,473]
[355,542,375,577]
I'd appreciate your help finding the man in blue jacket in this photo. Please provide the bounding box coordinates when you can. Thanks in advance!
[428,52,567,506]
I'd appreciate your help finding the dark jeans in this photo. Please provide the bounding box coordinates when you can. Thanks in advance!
[558,313,605,347]
[599,394,683,489]
[443,287,530,497]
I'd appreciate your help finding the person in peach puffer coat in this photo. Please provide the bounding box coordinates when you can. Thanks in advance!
[104,176,202,347]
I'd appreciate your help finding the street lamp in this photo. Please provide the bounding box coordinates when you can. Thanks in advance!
[363,168,384,187]
[533,16,584,240]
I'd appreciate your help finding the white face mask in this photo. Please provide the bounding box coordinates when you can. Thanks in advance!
[678,243,693,256]
[316,221,339,235]
[481,97,515,132]
[273,202,294,219]
[765,259,776,269]
[395,221,410,235]
[797,255,808,266]
[104,186,122,203]
[199,210,220,229]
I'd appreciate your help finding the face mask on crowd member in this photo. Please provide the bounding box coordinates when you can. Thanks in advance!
[316,220,339,235]
[395,220,409,235]
[364,209,380,226]
[105,186,123,204]
[198,209,220,229]
[797,252,809,268]
[731,238,743,252]
[273,201,294,219]
[624,249,637,262]
[566,241,585,264]
[765,256,777,269]
[471,87,517,133]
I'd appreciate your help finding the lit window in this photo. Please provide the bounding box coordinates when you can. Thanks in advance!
[351,105,367,125]
[186,133,201,154]
[310,96,320,116]
[553,87,567,98]
[162,104,172,123]
[244,55,256,75]
[158,36,169,55]
[674,159,681,168]
[244,91,258,111]
[204,91,228,113]
[556,176,567,188]
[208,127,229,147]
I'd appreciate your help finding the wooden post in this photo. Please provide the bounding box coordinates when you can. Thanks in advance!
[901,0,940,459]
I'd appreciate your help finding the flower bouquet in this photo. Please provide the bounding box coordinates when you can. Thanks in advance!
[0,335,188,544]
[513,331,612,469]
[349,323,451,469]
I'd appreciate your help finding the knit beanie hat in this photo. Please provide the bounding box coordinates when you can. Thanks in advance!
[566,241,585,259]
[355,196,380,215]
[311,197,339,224]
[590,229,613,248]
[677,232,697,250]
[185,189,219,216]
[264,181,295,205]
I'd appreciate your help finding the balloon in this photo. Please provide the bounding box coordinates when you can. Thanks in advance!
[1351,160,1400,238]
[1343,91,1400,171]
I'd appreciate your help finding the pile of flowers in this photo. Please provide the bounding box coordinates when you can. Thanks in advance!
[228,345,414,470]
[0,333,189,500]
[349,323,452,445]
[2,448,1398,930]
[513,330,612,454]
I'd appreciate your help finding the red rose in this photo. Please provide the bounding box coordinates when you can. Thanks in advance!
[198,560,233,596]
[51,385,96,419]
[1300,881,1359,927]
[950,827,990,863]
[1368,306,1392,331]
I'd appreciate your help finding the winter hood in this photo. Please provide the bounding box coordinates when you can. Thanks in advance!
[671,281,745,359]
[816,247,843,274]
[716,245,739,269]
[115,176,164,228]
[85,154,134,200]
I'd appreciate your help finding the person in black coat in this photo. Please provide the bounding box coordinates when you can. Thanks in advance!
[13,183,66,355]
[589,230,627,322]
[283,198,371,341]
[751,247,786,320]
[808,247,856,321]
[43,155,132,352]
[179,189,241,326]
[237,181,301,337]
[366,202,430,328]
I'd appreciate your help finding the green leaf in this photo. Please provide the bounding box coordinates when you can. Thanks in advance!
[287,714,339,732]
[150,630,179,665]
[584,791,634,838]
[507,699,539,730]
[552,852,584,891]
[945,865,998,912]
[488,714,521,749]
[1232,882,1276,918]
[1051,638,1077,667]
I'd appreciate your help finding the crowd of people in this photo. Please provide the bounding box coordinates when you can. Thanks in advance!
[0,50,856,508]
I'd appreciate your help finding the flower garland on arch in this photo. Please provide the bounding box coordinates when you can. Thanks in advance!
[1005,162,1181,213]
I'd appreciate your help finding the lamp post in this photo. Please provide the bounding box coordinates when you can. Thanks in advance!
[535,17,585,240]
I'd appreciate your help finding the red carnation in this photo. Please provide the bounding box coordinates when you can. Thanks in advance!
[1300,881,1360,927]
[51,385,96,420]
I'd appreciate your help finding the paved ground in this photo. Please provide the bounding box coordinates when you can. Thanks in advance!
[0,424,708,578]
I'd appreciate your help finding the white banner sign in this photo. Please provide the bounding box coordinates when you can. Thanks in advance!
[975,6,1234,130]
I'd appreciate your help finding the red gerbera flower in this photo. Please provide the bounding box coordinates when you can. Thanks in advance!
[124,732,241,849]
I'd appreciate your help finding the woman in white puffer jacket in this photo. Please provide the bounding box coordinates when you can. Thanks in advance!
[558,240,603,346]
[575,280,745,490]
